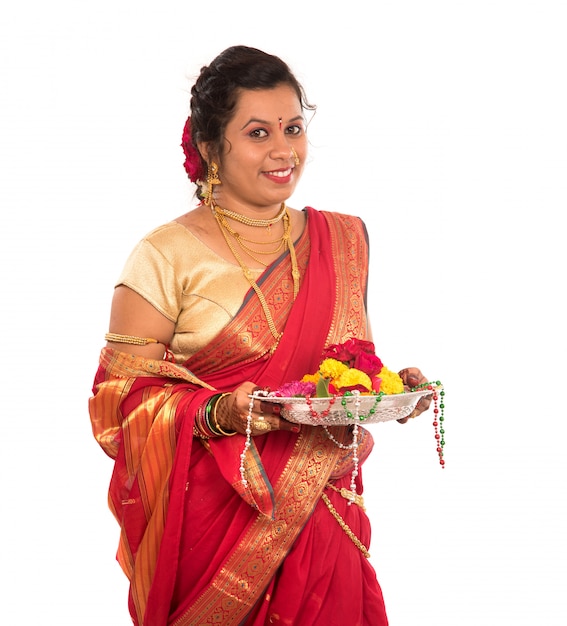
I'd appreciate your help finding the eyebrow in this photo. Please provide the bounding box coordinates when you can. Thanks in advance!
[240,115,304,130]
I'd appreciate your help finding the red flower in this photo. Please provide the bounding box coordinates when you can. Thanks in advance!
[322,338,383,376]
[181,117,205,183]
[354,350,383,377]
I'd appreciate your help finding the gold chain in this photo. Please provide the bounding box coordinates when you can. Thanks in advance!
[326,482,366,510]
[214,211,283,344]
[215,211,289,267]
[212,202,300,346]
[321,492,370,558]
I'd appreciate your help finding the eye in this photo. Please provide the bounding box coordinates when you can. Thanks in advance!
[249,128,268,138]
[285,124,303,136]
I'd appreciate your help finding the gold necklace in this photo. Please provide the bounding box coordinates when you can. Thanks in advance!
[216,211,290,267]
[212,202,300,347]
[215,202,287,233]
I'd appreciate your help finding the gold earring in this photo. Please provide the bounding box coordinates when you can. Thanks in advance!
[203,161,221,206]
[291,147,300,166]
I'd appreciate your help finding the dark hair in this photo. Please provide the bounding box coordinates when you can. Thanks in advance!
[189,46,315,168]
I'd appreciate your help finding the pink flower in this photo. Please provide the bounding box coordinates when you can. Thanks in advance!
[275,380,316,397]
[181,117,205,183]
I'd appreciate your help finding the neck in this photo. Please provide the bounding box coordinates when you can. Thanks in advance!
[211,200,287,229]
[211,192,290,217]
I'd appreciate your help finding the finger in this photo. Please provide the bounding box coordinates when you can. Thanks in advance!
[398,407,419,424]
[259,400,281,416]
[398,368,425,389]
[413,395,432,416]
[406,374,421,389]
[251,419,273,434]
[275,417,301,433]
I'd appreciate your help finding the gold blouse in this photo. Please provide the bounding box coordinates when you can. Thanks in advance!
[116,221,265,363]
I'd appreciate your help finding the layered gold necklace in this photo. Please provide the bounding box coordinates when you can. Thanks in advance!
[211,201,300,347]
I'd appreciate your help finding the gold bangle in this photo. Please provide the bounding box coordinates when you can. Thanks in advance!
[212,393,236,437]
[105,333,160,346]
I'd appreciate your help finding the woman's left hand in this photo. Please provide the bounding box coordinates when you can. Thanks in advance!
[397,367,432,424]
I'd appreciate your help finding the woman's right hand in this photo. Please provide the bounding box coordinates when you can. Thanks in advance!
[215,382,300,436]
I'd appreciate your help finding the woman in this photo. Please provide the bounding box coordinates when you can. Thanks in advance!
[89,45,429,626]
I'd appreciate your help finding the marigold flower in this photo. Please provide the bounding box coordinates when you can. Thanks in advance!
[276,339,405,399]
[319,358,348,380]
[377,366,405,394]
[332,368,373,393]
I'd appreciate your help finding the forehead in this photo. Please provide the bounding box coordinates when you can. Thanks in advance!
[231,85,302,122]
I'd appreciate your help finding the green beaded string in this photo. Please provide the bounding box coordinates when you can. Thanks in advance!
[410,380,445,468]
[316,384,446,469]
[341,390,383,421]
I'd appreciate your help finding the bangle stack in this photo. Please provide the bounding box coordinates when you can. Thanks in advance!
[193,393,236,438]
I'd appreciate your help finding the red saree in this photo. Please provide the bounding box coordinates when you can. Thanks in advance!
[89,208,388,625]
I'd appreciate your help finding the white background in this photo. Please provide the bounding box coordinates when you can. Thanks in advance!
[1,1,566,624]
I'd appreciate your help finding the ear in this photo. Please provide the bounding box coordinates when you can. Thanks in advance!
[197,142,214,164]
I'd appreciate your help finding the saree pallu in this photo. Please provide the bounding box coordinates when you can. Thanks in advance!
[89,208,388,625]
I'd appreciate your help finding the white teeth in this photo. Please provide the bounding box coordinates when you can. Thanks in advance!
[267,168,292,177]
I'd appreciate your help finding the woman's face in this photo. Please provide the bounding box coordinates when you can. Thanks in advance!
[211,84,307,212]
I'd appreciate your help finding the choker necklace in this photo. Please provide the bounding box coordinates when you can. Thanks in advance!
[214,202,287,234]
[212,201,300,349]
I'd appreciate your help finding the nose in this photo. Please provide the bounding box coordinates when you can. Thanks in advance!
[269,132,295,161]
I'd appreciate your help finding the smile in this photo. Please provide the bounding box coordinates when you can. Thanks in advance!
[264,167,293,178]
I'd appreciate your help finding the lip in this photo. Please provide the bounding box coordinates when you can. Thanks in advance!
[262,167,294,184]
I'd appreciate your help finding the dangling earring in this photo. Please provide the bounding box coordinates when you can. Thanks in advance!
[203,161,221,206]
[291,147,300,166]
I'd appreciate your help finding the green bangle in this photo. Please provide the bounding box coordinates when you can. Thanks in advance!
[204,394,223,435]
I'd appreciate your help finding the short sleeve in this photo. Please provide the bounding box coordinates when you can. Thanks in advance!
[117,237,181,323]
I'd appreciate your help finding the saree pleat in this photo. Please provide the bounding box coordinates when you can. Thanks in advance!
[89,208,387,626]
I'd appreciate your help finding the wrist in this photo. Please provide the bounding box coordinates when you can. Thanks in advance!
[211,393,236,436]
[193,393,236,438]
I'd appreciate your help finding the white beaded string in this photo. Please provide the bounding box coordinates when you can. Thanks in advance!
[322,427,357,449]
[323,390,361,505]
[349,423,360,502]
[240,395,255,489]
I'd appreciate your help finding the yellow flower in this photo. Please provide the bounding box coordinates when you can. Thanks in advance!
[319,358,348,380]
[333,368,373,392]
[378,366,405,394]
[301,373,320,384]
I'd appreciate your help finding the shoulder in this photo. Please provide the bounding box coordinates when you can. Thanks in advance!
[139,221,193,247]
[305,206,364,223]
[136,204,212,246]
[305,207,367,235]
[128,220,205,266]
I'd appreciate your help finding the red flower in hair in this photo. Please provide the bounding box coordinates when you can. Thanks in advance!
[181,117,205,183]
